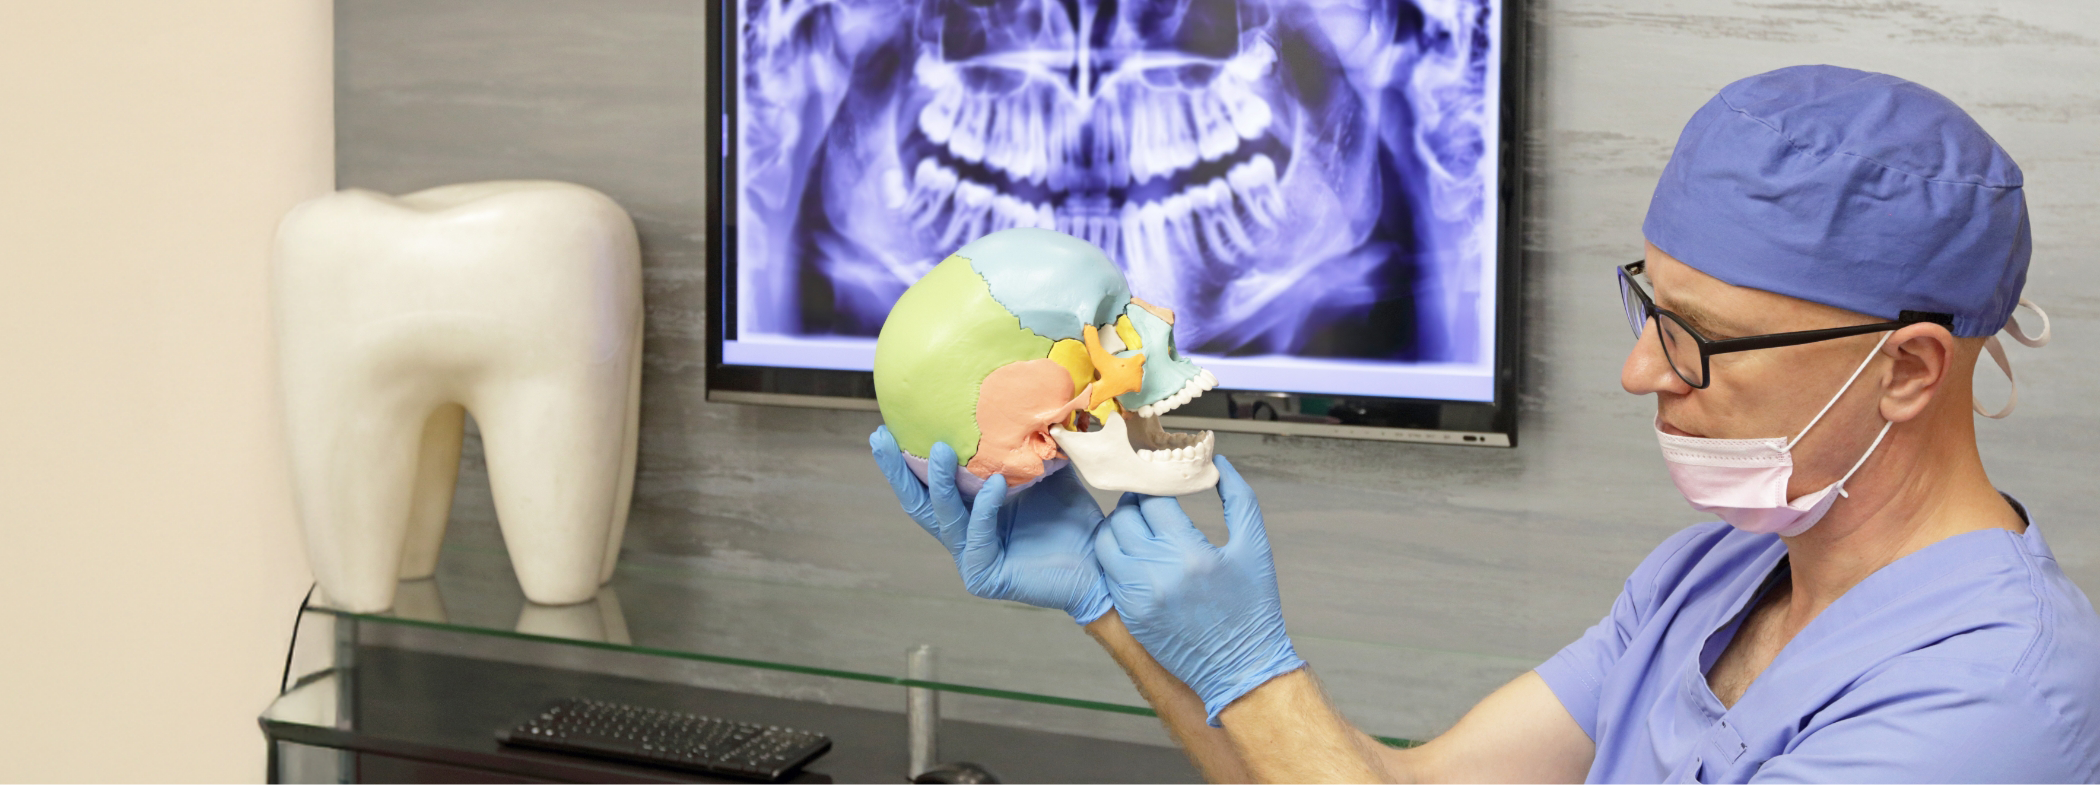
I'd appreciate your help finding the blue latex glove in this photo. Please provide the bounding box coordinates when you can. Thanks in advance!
[1095,456,1304,725]
[870,426,1113,624]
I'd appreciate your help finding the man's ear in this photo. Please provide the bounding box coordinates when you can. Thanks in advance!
[1881,323,1955,423]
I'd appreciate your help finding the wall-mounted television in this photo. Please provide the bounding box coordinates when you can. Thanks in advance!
[706,0,1526,446]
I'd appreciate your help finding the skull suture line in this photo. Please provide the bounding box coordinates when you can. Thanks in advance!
[874,228,1219,497]
[742,0,1497,361]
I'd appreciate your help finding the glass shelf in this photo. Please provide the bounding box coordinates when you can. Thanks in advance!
[263,638,1209,783]
[301,544,1429,746]
[307,545,1156,714]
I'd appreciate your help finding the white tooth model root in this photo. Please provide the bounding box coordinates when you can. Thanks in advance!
[274,181,644,614]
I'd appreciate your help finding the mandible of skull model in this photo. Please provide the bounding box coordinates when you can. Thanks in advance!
[874,227,1220,496]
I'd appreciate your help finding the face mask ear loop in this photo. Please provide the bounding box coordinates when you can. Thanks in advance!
[1974,335,2017,419]
[1833,420,1896,499]
[1787,333,1894,450]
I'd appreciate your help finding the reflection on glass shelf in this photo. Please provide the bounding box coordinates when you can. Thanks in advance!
[516,588,632,644]
[308,546,1471,743]
[365,577,634,645]
[309,545,1157,716]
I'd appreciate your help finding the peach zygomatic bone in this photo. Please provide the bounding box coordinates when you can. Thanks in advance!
[874,228,1219,497]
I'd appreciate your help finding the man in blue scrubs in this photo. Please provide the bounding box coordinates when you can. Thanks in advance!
[872,65,2100,782]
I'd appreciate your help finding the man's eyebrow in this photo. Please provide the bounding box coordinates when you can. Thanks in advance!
[1657,295,1738,338]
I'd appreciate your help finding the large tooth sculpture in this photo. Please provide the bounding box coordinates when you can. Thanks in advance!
[273,181,644,614]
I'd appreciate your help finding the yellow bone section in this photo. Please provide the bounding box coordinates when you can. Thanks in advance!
[1083,324,1145,409]
[1114,314,1143,352]
[1046,339,1092,398]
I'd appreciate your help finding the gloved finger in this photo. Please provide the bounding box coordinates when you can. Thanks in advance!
[1137,494,1212,550]
[1112,492,1147,534]
[1214,456,1272,556]
[1092,520,1136,579]
[1104,496,1167,555]
[959,474,1009,577]
[870,427,934,529]
[927,442,968,528]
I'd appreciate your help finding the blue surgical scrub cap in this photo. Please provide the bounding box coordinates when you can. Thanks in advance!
[1643,65,2030,337]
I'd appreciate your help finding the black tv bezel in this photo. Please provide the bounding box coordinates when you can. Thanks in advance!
[703,0,1528,447]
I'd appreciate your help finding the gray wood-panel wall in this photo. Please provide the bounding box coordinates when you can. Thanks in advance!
[336,0,2099,744]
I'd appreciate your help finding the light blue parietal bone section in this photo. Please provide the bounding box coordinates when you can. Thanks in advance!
[960,228,1131,343]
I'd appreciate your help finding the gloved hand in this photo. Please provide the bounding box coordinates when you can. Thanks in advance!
[1094,456,1304,725]
[870,426,1113,624]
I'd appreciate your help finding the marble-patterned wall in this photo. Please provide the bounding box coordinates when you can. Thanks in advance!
[337,0,2099,743]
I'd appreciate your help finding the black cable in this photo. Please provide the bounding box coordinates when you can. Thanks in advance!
[278,582,317,694]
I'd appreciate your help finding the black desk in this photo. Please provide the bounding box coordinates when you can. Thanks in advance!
[261,646,1202,783]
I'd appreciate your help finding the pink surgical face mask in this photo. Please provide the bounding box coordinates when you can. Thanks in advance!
[1654,334,1893,537]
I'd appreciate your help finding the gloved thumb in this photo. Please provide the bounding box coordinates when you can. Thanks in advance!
[1214,456,1270,556]
[1137,494,1211,550]
[958,475,1008,575]
[927,442,968,523]
[871,426,933,524]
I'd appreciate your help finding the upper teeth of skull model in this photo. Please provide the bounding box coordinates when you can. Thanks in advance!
[874,227,1219,497]
[273,181,643,614]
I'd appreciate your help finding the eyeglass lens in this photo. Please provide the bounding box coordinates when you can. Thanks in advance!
[1618,268,1707,387]
[1617,271,1646,339]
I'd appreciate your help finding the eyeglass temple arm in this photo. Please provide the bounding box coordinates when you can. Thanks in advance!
[1703,311,1954,356]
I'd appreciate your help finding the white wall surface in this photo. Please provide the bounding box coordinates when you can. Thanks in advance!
[0,1,331,780]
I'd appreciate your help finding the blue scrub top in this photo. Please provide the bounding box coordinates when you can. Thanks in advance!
[1538,501,2100,783]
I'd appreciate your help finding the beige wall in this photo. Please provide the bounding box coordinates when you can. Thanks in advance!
[0,1,331,780]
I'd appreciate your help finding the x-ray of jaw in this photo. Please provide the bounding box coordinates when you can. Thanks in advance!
[738,0,1495,362]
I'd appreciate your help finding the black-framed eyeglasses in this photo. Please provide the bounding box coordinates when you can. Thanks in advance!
[1617,260,1952,389]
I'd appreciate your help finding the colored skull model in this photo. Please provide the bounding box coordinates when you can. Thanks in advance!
[875,228,1219,496]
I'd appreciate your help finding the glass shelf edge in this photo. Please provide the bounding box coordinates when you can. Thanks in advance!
[311,606,1160,717]
[305,608,1424,746]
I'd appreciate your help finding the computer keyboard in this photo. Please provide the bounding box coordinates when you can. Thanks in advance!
[498,697,832,781]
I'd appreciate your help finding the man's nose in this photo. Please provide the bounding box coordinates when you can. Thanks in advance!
[1622,317,1693,396]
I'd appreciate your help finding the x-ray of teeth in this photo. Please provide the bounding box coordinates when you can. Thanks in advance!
[736,0,1497,362]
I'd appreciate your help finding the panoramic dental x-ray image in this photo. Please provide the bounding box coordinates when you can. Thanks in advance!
[737,0,1496,362]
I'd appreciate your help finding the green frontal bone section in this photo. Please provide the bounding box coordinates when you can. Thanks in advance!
[874,254,1053,464]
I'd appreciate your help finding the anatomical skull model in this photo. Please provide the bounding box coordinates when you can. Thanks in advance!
[875,227,1219,496]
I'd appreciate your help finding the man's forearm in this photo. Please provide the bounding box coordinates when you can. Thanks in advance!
[1086,611,1254,783]
[1219,668,1400,783]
